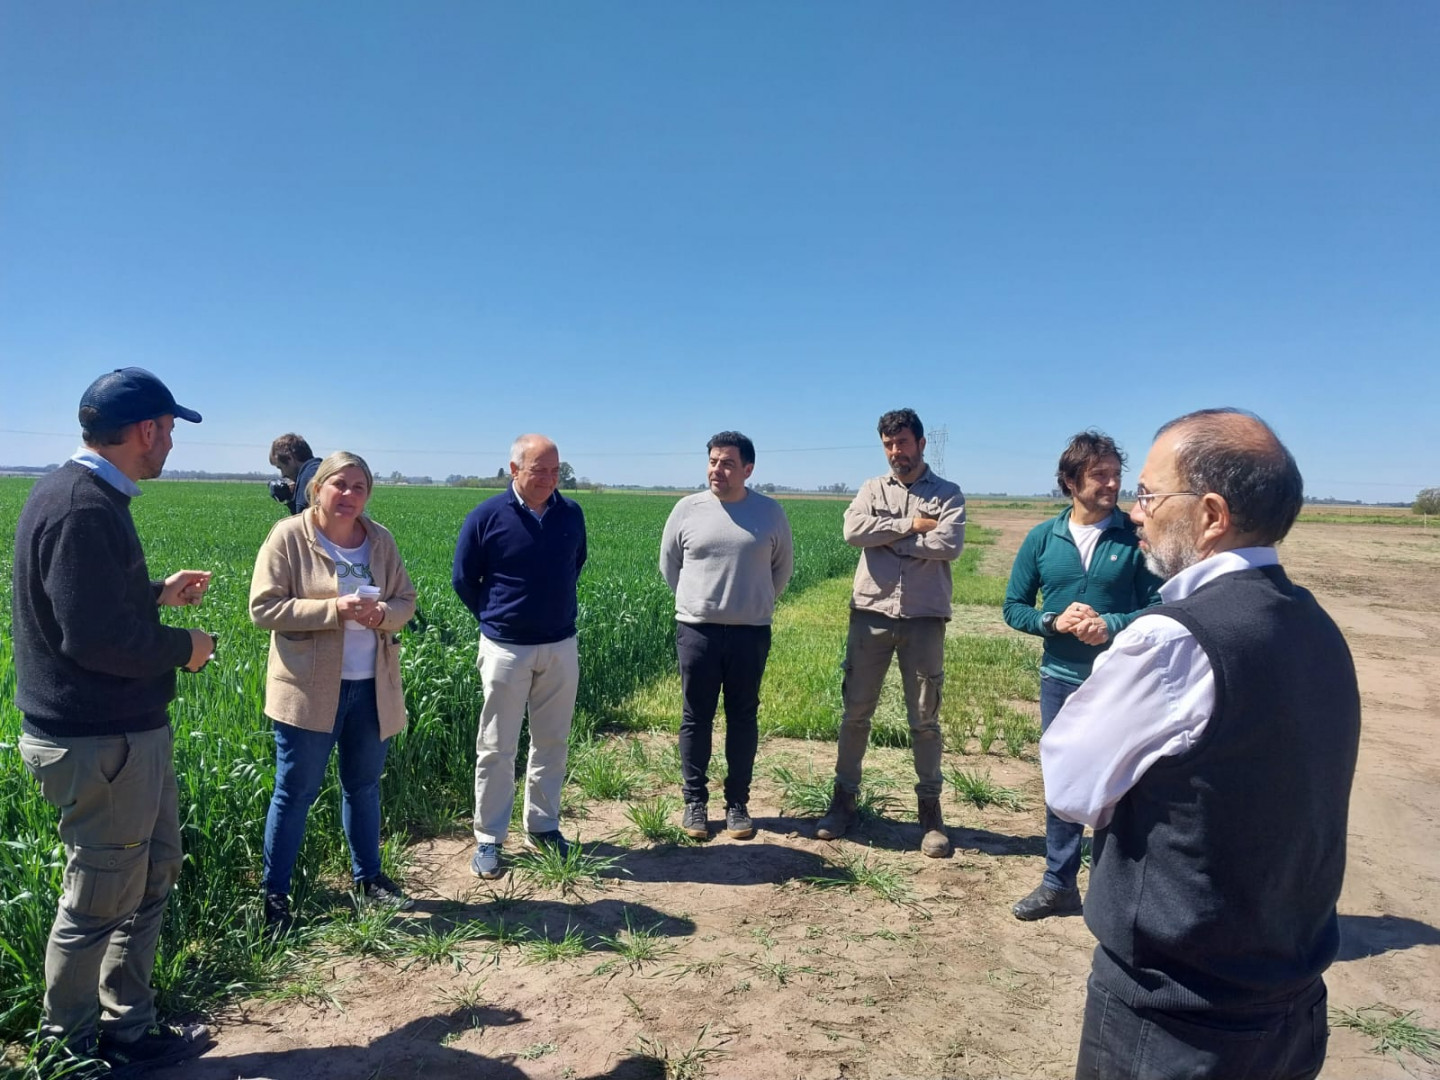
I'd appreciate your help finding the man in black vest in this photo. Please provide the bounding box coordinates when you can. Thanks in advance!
[1040,408,1360,1080]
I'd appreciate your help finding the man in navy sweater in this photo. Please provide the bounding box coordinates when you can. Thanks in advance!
[1042,409,1360,1079]
[452,433,587,880]
[13,368,216,1075]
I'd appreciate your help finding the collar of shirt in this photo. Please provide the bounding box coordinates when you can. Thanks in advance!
[512,484,559,520]
[1054,506,1123,536]
[70,447,142,498]
[1159,546,1280,603]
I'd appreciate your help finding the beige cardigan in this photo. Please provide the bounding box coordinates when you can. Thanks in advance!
[249,509,417,739]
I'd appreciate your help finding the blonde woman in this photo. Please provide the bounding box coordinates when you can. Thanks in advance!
[249,451,416,929]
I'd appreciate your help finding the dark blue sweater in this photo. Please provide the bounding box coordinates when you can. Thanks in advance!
[451,487,587,645]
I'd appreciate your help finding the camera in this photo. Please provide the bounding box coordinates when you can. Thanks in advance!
[268,478,295,505]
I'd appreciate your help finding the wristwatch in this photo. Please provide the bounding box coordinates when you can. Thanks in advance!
[1040,611,1059,635]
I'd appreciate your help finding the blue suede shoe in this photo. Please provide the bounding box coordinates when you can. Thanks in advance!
[471,842,503,879]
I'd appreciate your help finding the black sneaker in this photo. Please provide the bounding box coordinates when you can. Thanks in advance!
[359,872,414,911]
[524,829,572,858]
[1011,883,1083,921]
[724,804,755,839]
[263,892,293,934]
[99,1022,210,1076]
[681,801,709,840]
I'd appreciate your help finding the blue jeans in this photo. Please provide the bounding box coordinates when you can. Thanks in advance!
[1076,973,1328,1080]
[1041,674,1084,891]
[262,679,389,894]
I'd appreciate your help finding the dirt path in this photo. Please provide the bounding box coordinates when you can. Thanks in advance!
[180,514,1440,1080]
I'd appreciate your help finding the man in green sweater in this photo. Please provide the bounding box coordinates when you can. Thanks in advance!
[1003,431,1162,920]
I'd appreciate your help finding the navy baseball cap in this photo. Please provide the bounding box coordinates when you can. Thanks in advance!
[78,368,202,427]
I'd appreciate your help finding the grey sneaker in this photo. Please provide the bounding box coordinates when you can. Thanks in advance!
[359,872,414,910]
[724,804,755,839]
[682,801,709,840]
[471,842,503,879]
[525,830,571,858]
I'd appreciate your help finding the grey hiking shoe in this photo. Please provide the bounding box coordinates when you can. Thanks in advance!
[724,804,755,839]
[918,797,952,858]
[682,801,709,840]
[815,784,858,841]
[471,842,503,879]
[99,1022,211,1076]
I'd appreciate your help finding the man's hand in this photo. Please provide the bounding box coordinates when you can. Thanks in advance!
[159,570,213,608]
[911,515,939,534]
[1054,602,1099,634]
[184,629,216,672]
[1071,616,1111,646]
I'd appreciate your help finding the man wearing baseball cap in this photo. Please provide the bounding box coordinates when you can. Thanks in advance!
[12,368,216,1075]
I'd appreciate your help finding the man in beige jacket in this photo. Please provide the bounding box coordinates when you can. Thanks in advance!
[814,408,966,857]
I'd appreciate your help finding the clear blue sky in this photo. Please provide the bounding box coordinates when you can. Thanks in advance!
[2,3,1436,500]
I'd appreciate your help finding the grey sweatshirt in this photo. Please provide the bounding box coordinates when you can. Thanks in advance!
[659,489,794,625]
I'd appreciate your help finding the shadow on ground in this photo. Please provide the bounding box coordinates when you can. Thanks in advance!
[1335,913,1440,961]
[178,1007,663,1080]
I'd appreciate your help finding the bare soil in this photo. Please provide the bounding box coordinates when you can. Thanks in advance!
[181,513,1440,1080]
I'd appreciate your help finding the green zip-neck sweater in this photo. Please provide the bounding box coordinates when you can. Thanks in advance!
[1003,507,1163,685]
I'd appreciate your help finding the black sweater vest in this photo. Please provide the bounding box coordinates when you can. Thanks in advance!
[1086,564,1361,1010]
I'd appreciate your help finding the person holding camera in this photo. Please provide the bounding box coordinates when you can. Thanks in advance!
[268,433,322,515]
[249,451,417,931]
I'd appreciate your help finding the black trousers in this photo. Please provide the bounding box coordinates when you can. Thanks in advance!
[676,621,772,807]
[1076,973,1328,1080]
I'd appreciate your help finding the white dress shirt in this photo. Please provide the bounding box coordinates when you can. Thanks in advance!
[1039,547,1281,828]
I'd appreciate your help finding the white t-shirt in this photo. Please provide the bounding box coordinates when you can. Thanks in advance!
[316,532,378,680]
[1068,519,1105,572]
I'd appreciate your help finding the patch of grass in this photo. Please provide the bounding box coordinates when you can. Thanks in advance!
[471,916,533,948]
[946,767,1026,811]
[567,740,642,801]
[634,1023,732,1080]
[801,850,918,907]
[770,761,898,820]
[1331,1004,1440,1066]
[738,952,821,988]
[318,904,408,960]
[1001,709,1040,758]
[397,920,491,970]
[512,840,625,899]
[434,977,491,1010]
[519,1041,559,1060]
[261,968,347,1011]
[626,797,696,846]
[520,923,589,963]
[592,910,678,976]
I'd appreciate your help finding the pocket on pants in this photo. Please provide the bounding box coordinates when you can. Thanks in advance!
[19,737,70,782]
[65,842,149,920]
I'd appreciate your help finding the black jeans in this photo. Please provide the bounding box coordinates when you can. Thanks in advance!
[1076,973,1328,1080]
[676,621,772,807]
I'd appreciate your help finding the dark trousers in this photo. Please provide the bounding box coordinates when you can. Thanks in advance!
[1040,674,1084,890]
[1076,974,1328,1080]
[676,621,772,807]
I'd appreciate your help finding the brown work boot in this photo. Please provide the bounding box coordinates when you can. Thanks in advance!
[815,784,859,841]
[918,797,952,858]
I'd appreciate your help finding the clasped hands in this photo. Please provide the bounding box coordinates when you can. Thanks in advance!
[337,593,385,629]
[1055,602,1109,645]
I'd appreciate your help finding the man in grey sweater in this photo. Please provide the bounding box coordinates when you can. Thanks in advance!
[660,431,794,840]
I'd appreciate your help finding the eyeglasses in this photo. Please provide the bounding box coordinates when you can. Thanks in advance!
[1133,488,1202,515]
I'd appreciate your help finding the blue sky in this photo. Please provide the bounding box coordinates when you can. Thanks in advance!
[2,3,1436,500]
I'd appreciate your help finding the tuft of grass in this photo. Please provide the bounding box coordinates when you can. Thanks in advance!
[801,850,917,907]
[626,797,696,846]
[1001,709,1040,758]
[770,762,898,820]
[318,904,408,960]
[512,840,625,899]
[520,923,589,964]
[1331,1004,1440,1066]
[519,1041,559,1060]
[592,910,678,976]
[567,739,643,801]
[435,978,491,1010]
[397,920,491,970]
[946,767,1026,811]
[634,1023,732,1080]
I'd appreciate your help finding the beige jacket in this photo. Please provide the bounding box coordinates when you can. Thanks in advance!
[843,466,966,620]
[249,509,417,738]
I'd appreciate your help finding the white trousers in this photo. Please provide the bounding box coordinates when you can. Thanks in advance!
[473,634,579,844]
